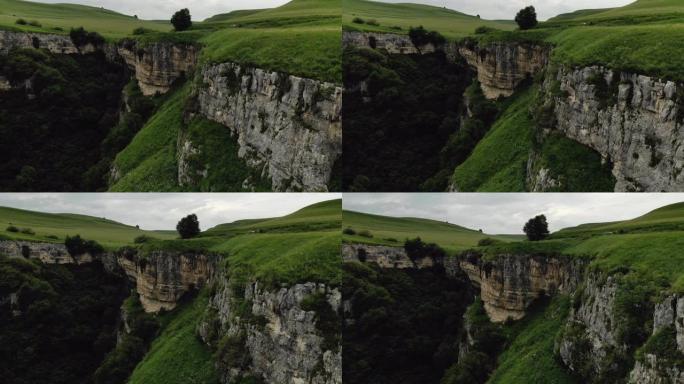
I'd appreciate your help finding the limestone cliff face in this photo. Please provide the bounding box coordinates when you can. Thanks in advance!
[545,65,684,191]
[458,251,585,322]
[458,39,550,99]
[117,39,199,96]
[0,30,77,55]
[197,62,342,191]
[198,274,342,384]
[0,239,98,264]
[116,247,218,312]
[343,243,418,268]
[342,31,436,54]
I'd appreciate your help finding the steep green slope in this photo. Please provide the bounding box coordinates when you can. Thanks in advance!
[0,0,168,38]
[0,206,174,247]
[568,0,684,20]
[343,0,515,39]
[343,209,523,252]
[485,296,578,384]
[128,293,218,384]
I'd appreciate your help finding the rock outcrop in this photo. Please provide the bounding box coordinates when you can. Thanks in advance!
[197,62,342,191]
[0,239,93,264]
[116,247,218,312]
[458,39,550,99]
[545,65,684,191]
[458,251,585,322]
[342,31,436,54]
[341,243,439,268]
[0,30,77,55]
[199,274,342,384]
[117,39,199,96]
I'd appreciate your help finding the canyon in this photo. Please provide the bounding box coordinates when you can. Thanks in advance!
[343,30,684,192]
[0,30,341,192]
[343,242,684,383]
[2,238,341,384]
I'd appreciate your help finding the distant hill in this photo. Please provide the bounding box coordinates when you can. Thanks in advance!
[343,0,515,39]
[0,0,169,38]
[343,209,523,252]
[0,206,175,247]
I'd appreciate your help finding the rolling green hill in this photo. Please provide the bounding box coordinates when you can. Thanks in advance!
[0,206,175,247]
[343,0,515,39]
[555,0,684,21]
[0,0,169,38]
[343,209,523,252]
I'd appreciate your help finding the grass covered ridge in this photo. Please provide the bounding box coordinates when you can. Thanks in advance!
[0,206,174,248]
[343,209,523,253]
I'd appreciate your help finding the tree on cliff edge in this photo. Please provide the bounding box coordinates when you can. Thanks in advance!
[177,214,200,239]
[523,214,549,241]
[515,6,538,30]
[171,8,192,31]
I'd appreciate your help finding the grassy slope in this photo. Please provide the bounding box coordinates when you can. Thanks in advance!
[451,89,534,192]
[0,206,174,248]
[488,296,578,384]
[0,0,168,38]
[200,0,341,83]
[343,0,514,39]
[343,209,523,253]
[128,292,218,384]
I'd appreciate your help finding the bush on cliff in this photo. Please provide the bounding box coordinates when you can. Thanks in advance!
[523,215,549,241]
[408,26,446,47]
[515,6,538,30]
[171,8,192,32]
[176,214,200,239]
[69,27,105,46]
[65,234,104,256]
[404,237,446,260]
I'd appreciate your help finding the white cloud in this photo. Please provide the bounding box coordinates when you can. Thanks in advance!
[32,0,290,21]
[373,0,634,21]
[343,193,684,234]
[0,193,340,231]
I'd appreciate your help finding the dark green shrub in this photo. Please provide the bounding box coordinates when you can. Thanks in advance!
[27,20,42,27]
[366,19,380,26]
[20,228,35,235]
[352,17,365,24]
[216,333,249,368]
[408,26,446,46]
[343,227,356,235]
[133,235,153,244]
[523,215,549,241]
[301,292,341,351]
[176,214,200,239]
[16,19,27,25]
[171,8,192,31]
[6,225,19,233]
[475,26,497,34]
[515,6,538,30]
[65,235,104,256]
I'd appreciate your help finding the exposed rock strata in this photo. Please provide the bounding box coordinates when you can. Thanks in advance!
[342,31,436,54]
[0,239,92,264]
[199,274,342,384]
[116,247,218,312]
[546,65,684,191]
[198,62,342,191]
[117,39,199,96]
[457,40,550,99]
[0,30,78,55]
[458,251,585,322]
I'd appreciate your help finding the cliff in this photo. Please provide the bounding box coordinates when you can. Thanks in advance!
[456,251,585,322]
[342,31,435,54]
[197,62,342,191]
[115,247,218,312]
[457,39,550,99]
[0,239,102,265]
[557,272,684,383]
[0,30,78,55]
[198,273,342,384]
[543,65,684,191]
[117,39,199,96]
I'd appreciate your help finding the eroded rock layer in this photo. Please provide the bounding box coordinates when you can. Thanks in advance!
[545,65,684,191]
[199,274,342,384]
[198,62,342,191]
[457,251,585,322]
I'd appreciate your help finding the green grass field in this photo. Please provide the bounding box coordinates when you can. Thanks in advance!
[342,209,523,253]
[343,0,515,39]
[0,0,169,38]
[128,292,218,384]
[0,206,175,248]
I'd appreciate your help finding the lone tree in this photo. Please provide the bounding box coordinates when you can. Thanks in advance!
[523,214,549,241]
[171,8,192,31]
[515,6,538,30]
[177,214,200,239]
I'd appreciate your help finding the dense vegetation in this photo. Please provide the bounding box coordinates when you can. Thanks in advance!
[342,47,470,191]
[0,48,126,191]
[0,257,128,384]
[343,262,473,384]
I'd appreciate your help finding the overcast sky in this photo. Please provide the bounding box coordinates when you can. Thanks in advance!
[0,193,339,231]
[376,0,634,21]
[33,0,289,21]
[343,193,684,234]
